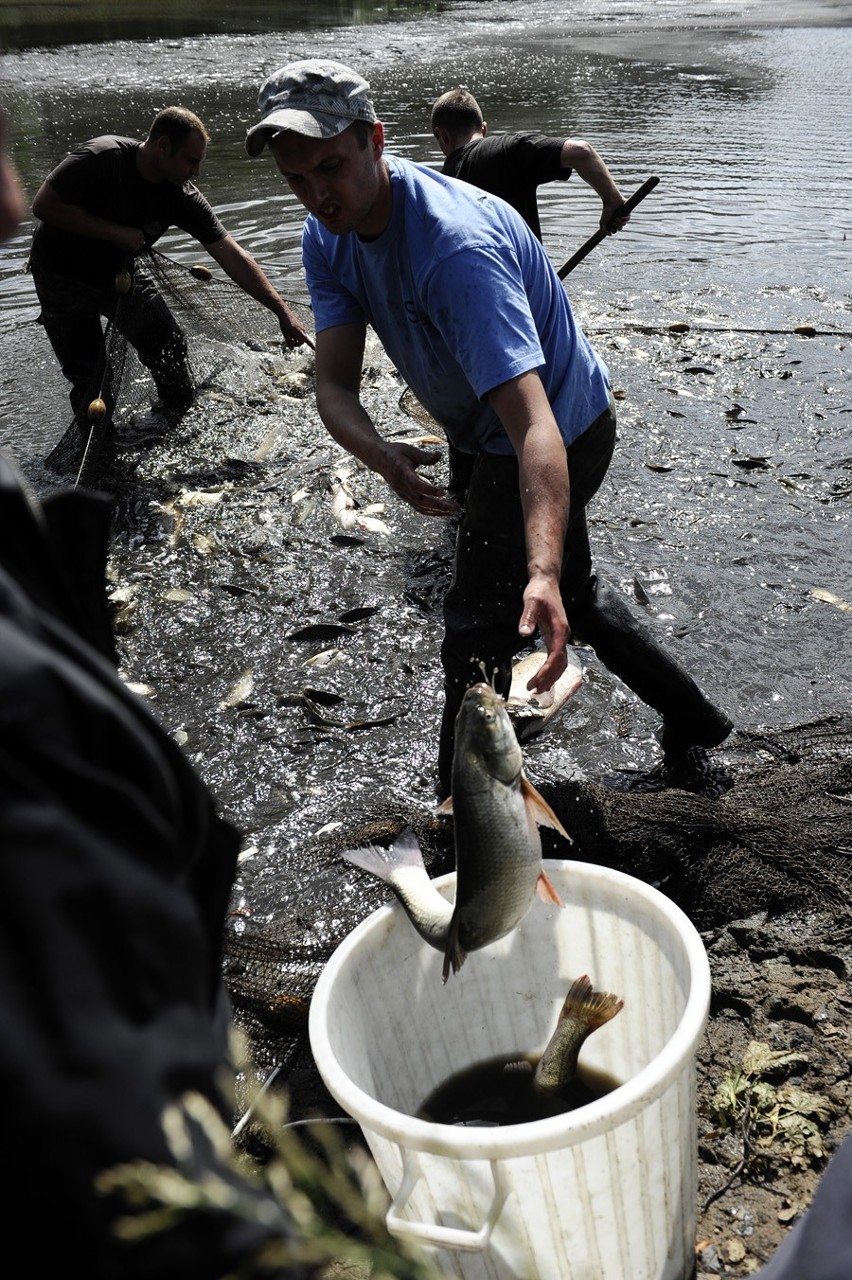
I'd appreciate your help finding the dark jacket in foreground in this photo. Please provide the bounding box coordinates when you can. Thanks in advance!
[0,454,302,1277]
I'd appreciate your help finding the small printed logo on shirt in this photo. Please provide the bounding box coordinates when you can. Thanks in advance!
[404,299,429,325]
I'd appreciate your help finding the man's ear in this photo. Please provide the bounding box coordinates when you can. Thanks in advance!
[371,120,385,156]
[481,121,488,137]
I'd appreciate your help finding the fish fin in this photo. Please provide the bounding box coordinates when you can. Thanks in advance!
[442,920,467,983]
[559,974,624,1031]
[535,870,564,906]
[502,1059,534,1078]
[342,826,426,881]
[436,795,454,816]
[520,774,572,842]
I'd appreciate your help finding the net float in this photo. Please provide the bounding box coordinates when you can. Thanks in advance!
[114,269,132,294]
[87,397,108,421]
[189,264,213,281]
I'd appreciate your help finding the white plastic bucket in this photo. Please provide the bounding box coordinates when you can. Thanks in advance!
[309,859,710,1280]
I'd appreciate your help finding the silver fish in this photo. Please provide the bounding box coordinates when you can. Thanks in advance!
[506,647,585,742]
[342,683,568,982]
[533,974,624,1095]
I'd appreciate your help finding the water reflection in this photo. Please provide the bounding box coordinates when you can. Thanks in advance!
[0,0,442,52]
[0,5,849,471]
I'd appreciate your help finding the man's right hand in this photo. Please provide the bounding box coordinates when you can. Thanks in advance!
[111,226,146,254]
[380,441,461,517]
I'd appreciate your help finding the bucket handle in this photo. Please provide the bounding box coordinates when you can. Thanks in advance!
[386,1147,509,1252]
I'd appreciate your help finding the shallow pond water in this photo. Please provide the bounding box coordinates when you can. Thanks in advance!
[0,0,850,923]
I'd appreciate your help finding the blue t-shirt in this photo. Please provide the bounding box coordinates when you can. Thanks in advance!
[303,154,610,455]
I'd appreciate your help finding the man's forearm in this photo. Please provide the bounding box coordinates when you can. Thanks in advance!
[516,424,569,582]
[488,370,572,677]
[560,140,624,207]
[207,235,285,314]
[31,182,144,251]
[316,381,390,475]
[489,372,568,581]
[208,235,312,345]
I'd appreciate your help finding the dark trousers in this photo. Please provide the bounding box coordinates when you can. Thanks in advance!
[30,248,193,434]
[437,402,730,793]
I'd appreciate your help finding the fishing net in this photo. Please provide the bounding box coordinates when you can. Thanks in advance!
[43,247,312,487]
[223,715,852,1114]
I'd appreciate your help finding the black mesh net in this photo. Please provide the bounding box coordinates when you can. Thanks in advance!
[223,717,852,1112]
[44,247,312,487]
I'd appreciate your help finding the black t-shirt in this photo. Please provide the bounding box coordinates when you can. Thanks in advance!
[35,135,226,285]
[442,131,570,241]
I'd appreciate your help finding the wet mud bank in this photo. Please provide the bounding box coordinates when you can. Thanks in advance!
[84,304,852,1276]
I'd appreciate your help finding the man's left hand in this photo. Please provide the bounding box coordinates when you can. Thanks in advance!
[518,574,570,693]
[601,198,630,234]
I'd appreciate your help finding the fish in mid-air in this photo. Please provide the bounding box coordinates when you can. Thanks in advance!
[342,682,568,981]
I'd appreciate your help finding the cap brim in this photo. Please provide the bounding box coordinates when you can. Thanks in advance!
[245,108,353,156]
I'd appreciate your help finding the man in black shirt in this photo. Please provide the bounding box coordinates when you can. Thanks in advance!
[30,106,312,438]
[2,109,313,1278]
[431,86,629,243]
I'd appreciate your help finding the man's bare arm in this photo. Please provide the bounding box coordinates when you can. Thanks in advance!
[315,324,457,515]
[205,233,314,349]
[32,180,145,253]
[559,139,629,232]
[487,368,571,692]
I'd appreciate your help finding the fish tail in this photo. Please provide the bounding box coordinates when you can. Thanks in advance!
[342,826,426,882]
[559,974,624,1032]
[442,919,467,983]
[533,974,624,1093]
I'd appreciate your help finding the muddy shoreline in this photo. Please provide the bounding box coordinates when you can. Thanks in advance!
[92,310,852,1276]
[4,2,849,1271]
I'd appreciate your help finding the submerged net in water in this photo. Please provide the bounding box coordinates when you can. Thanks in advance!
[44,247,312,487]
[224,715,852,1106]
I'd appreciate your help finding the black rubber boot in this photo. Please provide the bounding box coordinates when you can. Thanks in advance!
[567,575,733,749]
[437,692,459,802]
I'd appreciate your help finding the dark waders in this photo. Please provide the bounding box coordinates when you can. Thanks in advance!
[437,403,731,795]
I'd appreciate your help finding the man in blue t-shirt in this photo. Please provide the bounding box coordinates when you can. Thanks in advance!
[246,60,732,796]
[30,106,313,443]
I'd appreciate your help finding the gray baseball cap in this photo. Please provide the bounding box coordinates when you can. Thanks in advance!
[245,58,377,156]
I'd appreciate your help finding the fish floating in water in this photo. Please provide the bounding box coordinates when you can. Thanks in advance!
[506,647,585,742]
[533,973,624,1096]
[342,683,568,982]
[220,668,255,710]
[329,470,391,535]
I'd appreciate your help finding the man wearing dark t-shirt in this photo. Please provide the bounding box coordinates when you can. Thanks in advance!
[30,106,313,440]
[2,111,313,1277]
[431,86,629,243]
